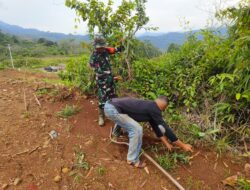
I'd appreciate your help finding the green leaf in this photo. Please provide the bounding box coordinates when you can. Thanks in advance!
[236,93,241,100]
[198,132,206,138]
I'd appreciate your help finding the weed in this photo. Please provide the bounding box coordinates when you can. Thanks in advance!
[172,152,190,164]
[22,111,31,118]
[73,172,83,184]
[73,146,89,170]
[185,176,211,190]
[215,136,231,154]
[97,166,106,176]
[156,154,175,170]
[237,177,250,190]
[156,152,190,170]
[57,105,80,118]
[36,88,50,95]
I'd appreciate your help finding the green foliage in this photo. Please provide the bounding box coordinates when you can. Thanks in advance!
[1,56,71,70]
[65,0,149,41]
[132,39,162,59]
[167,43,181,53]
[58,55,95,93]
[65,0,154,78]
[0,31,87,62]
[156,152,190,170]
[215,137,231,154]
[57,105,81,118]
[124,1,250,144]
[156,154,176,170]
[237,177,250,190]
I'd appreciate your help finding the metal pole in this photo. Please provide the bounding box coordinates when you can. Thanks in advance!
[8,44,15,69]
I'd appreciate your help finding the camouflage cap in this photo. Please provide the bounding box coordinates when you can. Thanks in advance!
[93,34,107,48]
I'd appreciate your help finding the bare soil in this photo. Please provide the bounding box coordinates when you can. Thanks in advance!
[0,69,248,190]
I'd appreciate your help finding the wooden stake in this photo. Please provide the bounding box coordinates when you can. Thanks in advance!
[23,89,27,111]
[33,93,41,107]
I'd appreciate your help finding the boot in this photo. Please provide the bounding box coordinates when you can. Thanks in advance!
[98,108,105,126]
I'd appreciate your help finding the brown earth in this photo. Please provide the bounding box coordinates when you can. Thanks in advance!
[0,69,249,190]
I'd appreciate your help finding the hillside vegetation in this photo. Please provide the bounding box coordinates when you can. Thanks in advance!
[59,1,250,152]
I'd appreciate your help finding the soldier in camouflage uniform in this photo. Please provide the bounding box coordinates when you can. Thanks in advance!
[89,34,123,126]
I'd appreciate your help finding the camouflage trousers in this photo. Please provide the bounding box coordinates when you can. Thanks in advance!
[96,75,116,109]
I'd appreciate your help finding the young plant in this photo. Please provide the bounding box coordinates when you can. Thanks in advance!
[97,166,106,176]
[57,105,80,118]
[73,146,89,170]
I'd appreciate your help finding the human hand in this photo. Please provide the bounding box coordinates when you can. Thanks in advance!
[165,142,173,152]
[181,144,193,152]
[114,76,123,81]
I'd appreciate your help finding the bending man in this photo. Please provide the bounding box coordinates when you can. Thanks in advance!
[104,96,193,168]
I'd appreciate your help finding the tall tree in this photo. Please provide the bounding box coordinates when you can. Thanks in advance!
[65,0,153,78]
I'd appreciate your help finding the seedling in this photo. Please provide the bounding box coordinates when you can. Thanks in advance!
[97,166,106,176]
[73,146,89,170]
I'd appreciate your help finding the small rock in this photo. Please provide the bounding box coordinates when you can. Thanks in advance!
[62,167,70,174]
[53,175,62,183]
[2,183,8,189]
[13,178,22,186]
[244,163,250,176]
[49,130,58,139]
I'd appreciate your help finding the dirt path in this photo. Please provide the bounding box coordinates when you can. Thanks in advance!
[0,69,248,190]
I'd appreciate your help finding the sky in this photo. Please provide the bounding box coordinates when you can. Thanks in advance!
[0,0,240,35]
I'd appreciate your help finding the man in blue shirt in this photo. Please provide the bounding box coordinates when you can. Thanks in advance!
[104,95,193,168]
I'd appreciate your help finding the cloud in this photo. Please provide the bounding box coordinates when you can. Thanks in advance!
[0,0,241,34]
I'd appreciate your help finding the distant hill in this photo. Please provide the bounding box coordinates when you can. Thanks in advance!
[0,20,90,42]
[138,32,190,50]
[138,28,227,50]
[0,20,227,50]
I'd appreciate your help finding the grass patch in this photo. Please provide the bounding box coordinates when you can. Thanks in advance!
[156,152,190,170]
[185,176,212,190]
[57,105,80,118]
[215,136,231,154]
[157,154,176,170]
[36,88,50,95]
[237,177,250,190]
